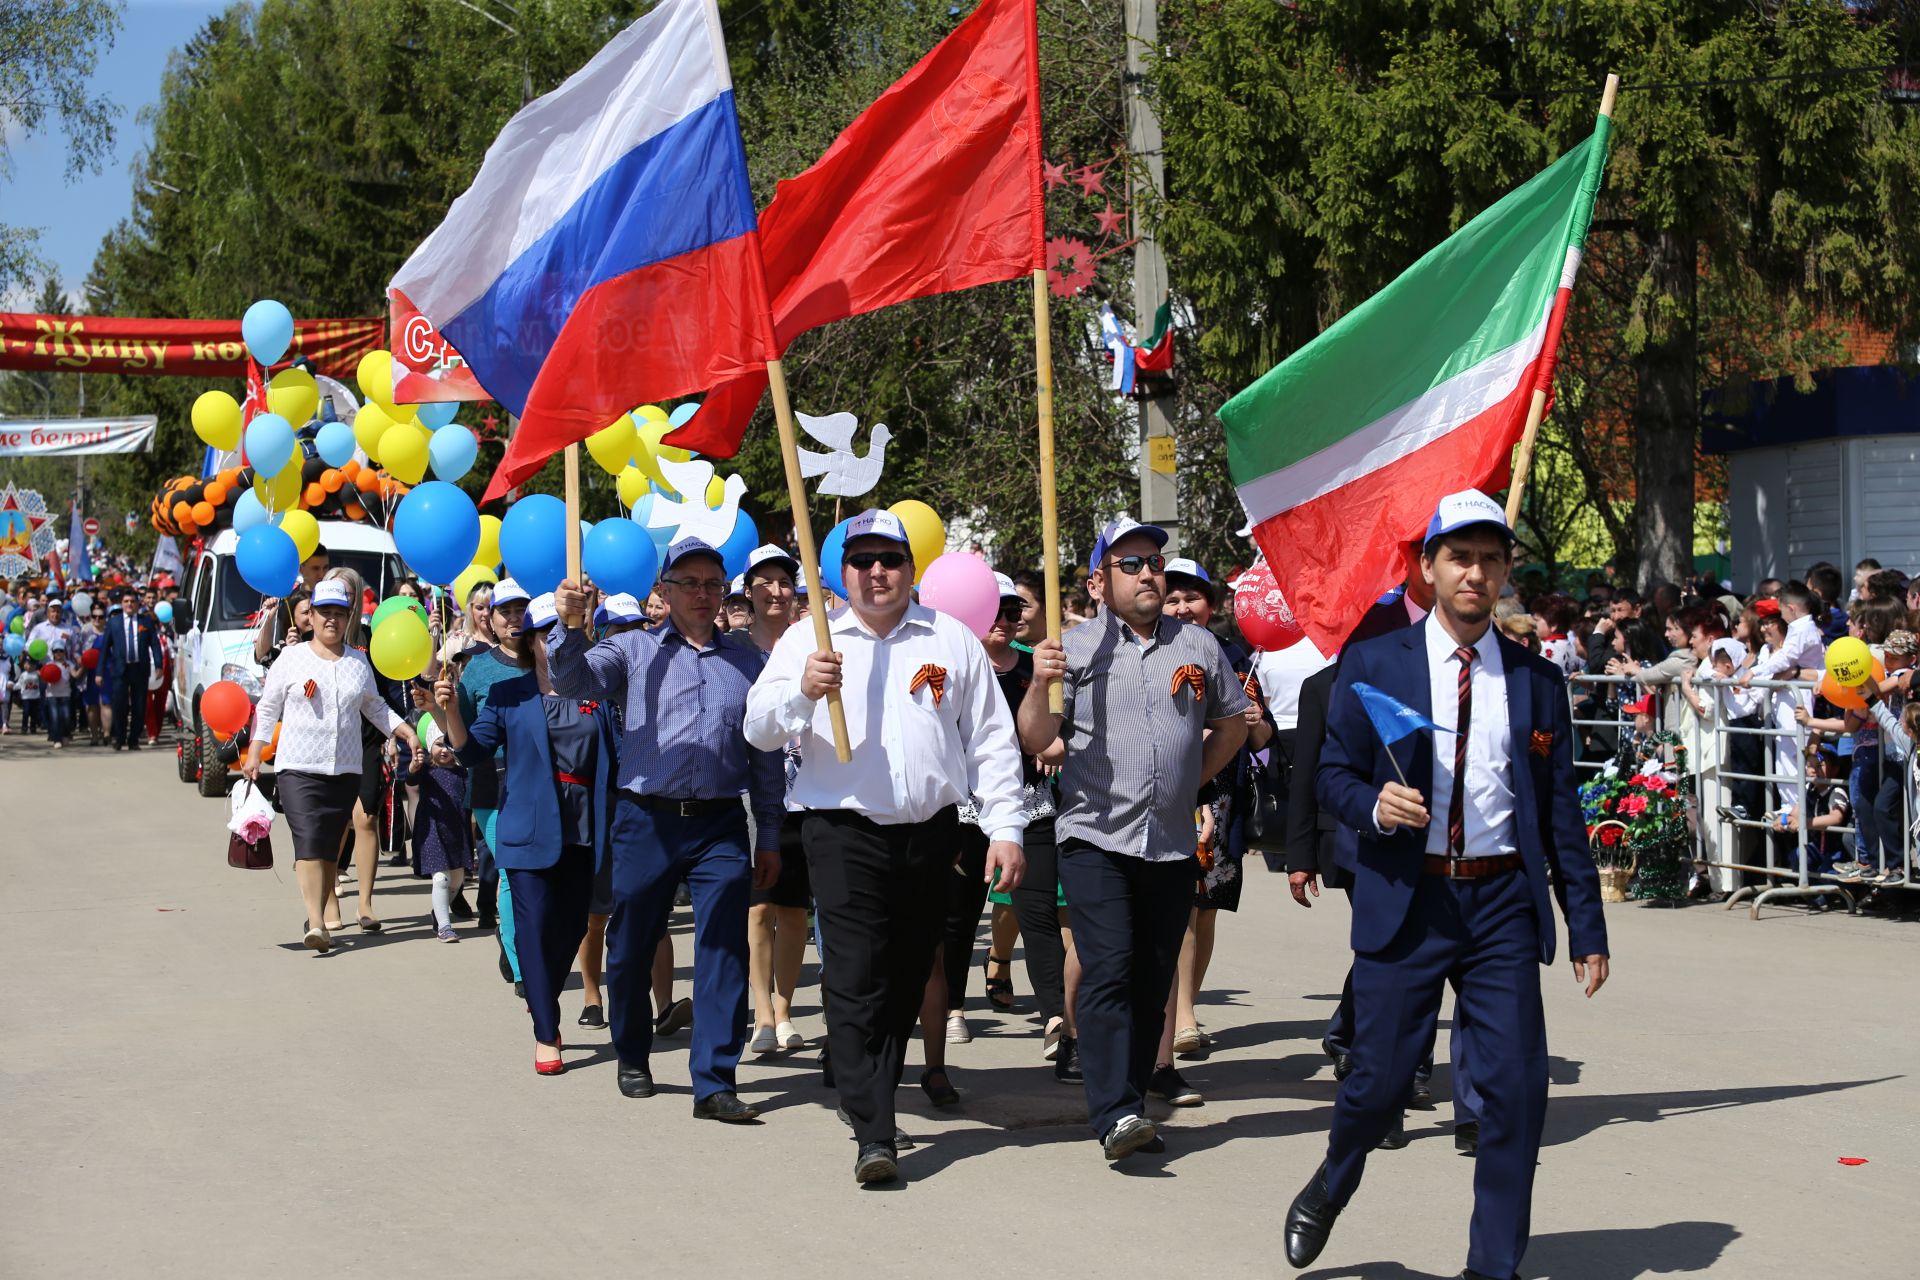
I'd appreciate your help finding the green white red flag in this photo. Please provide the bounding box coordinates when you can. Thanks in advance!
[1219,112,1612,655]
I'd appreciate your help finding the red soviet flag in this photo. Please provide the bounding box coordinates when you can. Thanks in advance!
[665,0,1044,457]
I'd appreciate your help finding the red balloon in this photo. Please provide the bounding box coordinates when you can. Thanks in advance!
[40,662,62,683]
[1233,558,1307,652]
[201,679,253,739]
[81,648,101,670]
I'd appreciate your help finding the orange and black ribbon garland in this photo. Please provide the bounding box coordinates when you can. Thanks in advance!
[909,663,947,706]
[1170,663,1205,701]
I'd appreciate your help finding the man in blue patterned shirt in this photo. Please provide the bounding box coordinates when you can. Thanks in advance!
[551,537,784,1124]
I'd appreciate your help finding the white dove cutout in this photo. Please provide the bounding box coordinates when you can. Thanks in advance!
[795,410,893,498]
[640,455,747,545]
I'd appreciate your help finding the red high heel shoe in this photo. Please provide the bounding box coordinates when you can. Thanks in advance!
[534,1038,565,1075]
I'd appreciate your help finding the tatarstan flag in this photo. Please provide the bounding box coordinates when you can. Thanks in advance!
[1220,113,1612,655]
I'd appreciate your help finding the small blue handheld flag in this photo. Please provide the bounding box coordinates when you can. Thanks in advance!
[1351,681,1453,747]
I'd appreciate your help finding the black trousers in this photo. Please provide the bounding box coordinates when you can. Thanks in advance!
[113,665,148,747]
[1009,820,1065,1021]
[941,825,991,1011]
[804,805,957,1147]
[1057,839,1193,1139]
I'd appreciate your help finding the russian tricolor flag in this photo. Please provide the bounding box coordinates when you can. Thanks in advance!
[389,0,773,497]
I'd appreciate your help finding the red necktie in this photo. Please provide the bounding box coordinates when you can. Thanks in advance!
[1450,646,1473,856]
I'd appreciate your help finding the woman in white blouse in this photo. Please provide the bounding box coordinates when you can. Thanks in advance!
[243,578,417,953]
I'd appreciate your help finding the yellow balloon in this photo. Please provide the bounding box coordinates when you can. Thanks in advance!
[475,514,502,568]
[278,509,320,562]
[353,402,397,462]
[705,475,725,508]
[453,563,498,607]
[1826,635,1873,687]
[379,423,429,484]
[254,462,302,511]
[888,500,945,583]
[616,464,650,509]
[191,391,243,451]
[586,414,638,475]
[267,367,320,425]
[370,613,432,680]
[637,416,691,465]
[356,350,396,408]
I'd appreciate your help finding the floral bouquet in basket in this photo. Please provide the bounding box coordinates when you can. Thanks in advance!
[1578,731,1693,900]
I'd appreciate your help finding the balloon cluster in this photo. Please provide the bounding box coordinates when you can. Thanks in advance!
[150,455,412,541]
[348,350,472,485]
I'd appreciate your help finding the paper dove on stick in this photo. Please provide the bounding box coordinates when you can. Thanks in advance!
[642,456,746,546]
[795,410,892,498]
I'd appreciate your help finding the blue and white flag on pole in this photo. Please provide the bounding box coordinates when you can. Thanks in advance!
[1351,681,1453,748]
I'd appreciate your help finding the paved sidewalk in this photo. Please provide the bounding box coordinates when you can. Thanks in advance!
[1,733,1913,1278]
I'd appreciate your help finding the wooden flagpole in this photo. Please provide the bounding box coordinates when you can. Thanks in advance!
[1033,268,1064,714]
[766,357,852,761]
[563,442,583,591]
[1504,72,1617,529]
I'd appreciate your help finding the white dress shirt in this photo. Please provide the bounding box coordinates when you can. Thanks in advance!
[254,642,405,775]
[1750,613,1823,681]
[1419,614,1517,857]
[1253,636,1331,733]
[744,602,1027,842]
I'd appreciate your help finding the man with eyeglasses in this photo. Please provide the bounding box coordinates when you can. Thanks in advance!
[550,537,783,1126]
[746,508,1026,1186]
[1019,516,1250,1164]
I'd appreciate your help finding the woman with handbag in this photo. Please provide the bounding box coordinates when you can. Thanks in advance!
[244,577,418,954]
[434,594,618,1075]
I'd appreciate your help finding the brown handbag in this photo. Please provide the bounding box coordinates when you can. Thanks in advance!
[228,829,273,869]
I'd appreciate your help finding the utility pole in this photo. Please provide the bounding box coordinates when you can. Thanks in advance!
[1125,0,1178,554]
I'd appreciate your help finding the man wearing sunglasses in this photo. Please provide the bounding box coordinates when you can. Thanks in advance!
[549,537,785,1126]
[746,507,1027,1187]
[1019,516,1250,1164]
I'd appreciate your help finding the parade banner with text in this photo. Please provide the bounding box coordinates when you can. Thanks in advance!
[0,314,385,380]
[0,415,158,457]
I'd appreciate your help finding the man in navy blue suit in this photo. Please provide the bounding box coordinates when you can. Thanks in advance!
[103,591,162,751]
[1284,490,1610,1280]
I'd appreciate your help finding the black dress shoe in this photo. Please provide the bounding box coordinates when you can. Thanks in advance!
[854,1141,898,1185]
[1283,1162,1342,1268]
[1409,1078,1435,1110]
[692,1090,760,1123]
[1377,1110,1408,1150]
[577,1004,605,1028]
[617,1065,656,1098]
[654,996,694,1036]
[1455,1120,1479,1156]
[1054,1034,1082,1084]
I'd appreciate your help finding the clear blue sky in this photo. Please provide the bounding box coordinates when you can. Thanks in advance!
[5,0,231,306]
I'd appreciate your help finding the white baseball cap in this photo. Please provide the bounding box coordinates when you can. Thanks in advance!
[525,593,559,630]
[602,592,643,622]
[843,509,910,547]
[744,543,800,581]
[1091,516,1169,565]
[490,578,530,607]
[311,579,354,610]
[1423,490,1514,547]
[992,571,1023,602]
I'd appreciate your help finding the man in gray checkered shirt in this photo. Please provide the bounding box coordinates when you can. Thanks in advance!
[1019,517,1249,1163]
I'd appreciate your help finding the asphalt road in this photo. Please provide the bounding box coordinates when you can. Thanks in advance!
[1,731,1913,1278]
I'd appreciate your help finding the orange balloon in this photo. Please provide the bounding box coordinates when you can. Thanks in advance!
[321,469,344,493]
[344,501,366,520]
[342,459,361,478]
[172,501,192,522]
[191,501,216,526]
[303,483,325,507]
[220,467,244,487]
[177,517,198,536]
[356,471,380,493]
[261,723,281,762]
[1819,658,1885,712]
[204,482,228,505]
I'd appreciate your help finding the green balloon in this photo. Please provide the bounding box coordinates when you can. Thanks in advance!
[369,595,428,634]
[27,638,47,661]
[7,614,21,634]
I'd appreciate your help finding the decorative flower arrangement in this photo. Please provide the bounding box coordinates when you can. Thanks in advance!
[1578,730,1693,899]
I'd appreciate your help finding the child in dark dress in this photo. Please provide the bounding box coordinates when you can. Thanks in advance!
[410,719,475,942]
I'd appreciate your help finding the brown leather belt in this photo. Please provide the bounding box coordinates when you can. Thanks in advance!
[1423,853,1523,880]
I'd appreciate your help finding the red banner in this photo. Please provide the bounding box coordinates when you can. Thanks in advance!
[0,314,385,380]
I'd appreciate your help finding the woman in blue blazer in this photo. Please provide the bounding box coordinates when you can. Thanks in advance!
[434,601,619,1076]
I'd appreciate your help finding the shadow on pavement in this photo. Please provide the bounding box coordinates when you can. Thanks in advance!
[1297,1218,1741,1278]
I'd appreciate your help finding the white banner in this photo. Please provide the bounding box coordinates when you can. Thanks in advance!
[0,415,158,456]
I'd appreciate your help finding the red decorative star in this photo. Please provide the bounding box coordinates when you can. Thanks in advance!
[1073,165,1107,197]
[1042,158,1069,191]
[1045,236,1096,298]
[480,413,500,437]
[1094,203,1128,237]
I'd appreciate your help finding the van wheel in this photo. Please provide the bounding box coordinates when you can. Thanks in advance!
[197,720,233,798]
[177,727,200,784]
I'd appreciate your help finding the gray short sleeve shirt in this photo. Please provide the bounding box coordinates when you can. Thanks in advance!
[1055,611,1250,860]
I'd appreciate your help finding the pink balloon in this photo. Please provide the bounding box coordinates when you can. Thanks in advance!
[1234,558,1306,651]
[918,552,1000,638]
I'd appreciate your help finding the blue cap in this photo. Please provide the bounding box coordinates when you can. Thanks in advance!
[1163,556,1209,583]
[1423,490,1514,547]
[662,536,725,572]
[1091,516,1168,566]
[843,509,911,548]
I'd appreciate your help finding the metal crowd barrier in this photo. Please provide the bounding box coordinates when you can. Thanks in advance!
[1569,669,1915,920]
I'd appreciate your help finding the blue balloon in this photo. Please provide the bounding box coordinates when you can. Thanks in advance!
[244,413,295,478]
[428,424,478,482]
[669,402,700,428]
[718,508,759,578]
[242,299,295,366]
[236,525,299,596]
[499,493,569,595]
[155,601,174,624]
[583,517,660,599]
[315,420,356,468]
[4,633,22,659]
[631,496,674,554]
[415,401,459,430]
[817,517,853,597]
[393,481,481,586]
[233,488,269,533]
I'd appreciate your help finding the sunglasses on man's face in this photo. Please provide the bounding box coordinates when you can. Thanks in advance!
[994,603,1025,622]
[1107,554,1166,576]
[846,551,910,572]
